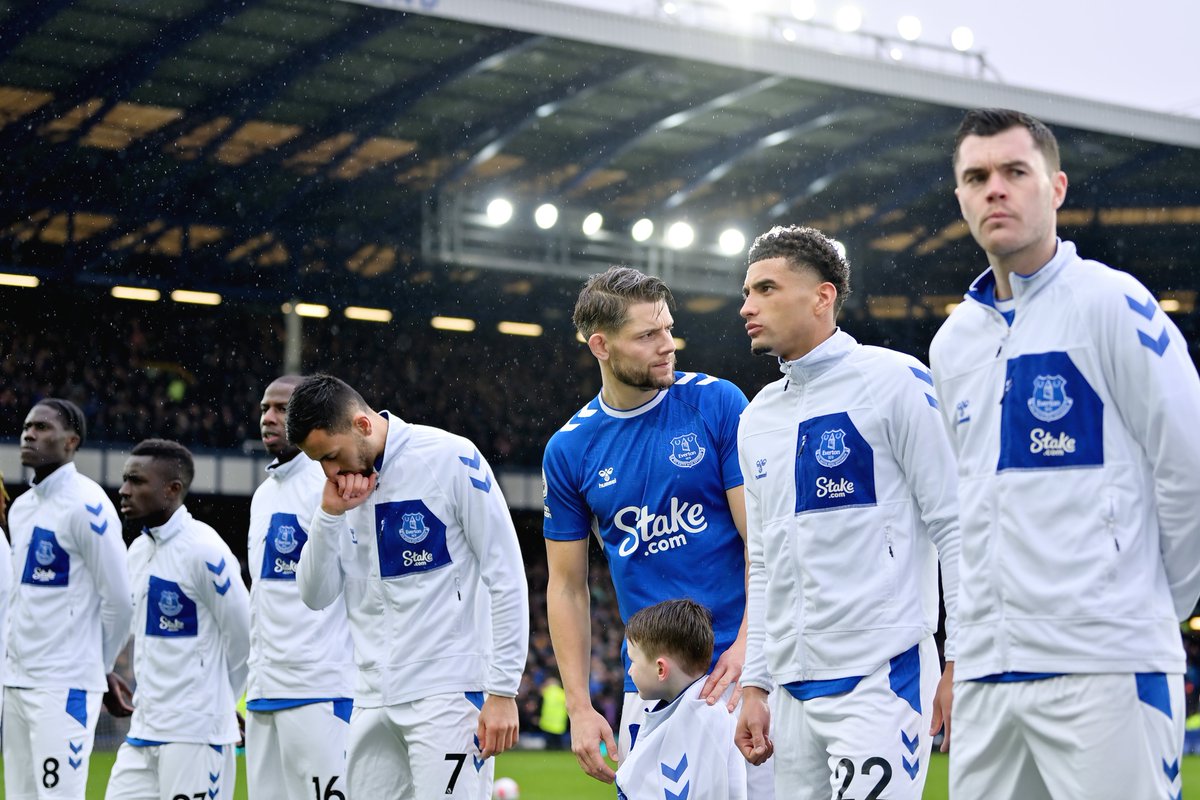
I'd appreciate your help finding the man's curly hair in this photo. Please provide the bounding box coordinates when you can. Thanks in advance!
[747,225,851,314]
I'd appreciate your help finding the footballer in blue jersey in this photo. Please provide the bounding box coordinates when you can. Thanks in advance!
[543,267,762,794]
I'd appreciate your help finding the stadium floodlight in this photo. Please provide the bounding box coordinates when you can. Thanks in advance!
[294,303,330,319]
[431,315,476,332]
[534,203,559,230]
[890,47,904,61]
[791,0,816,21]
[631,218,655,242]
[951,25,974,51]
[1160,298,1182,313]
[498,321,543,337]
[112,286,161,302]
[673,337,686,351]
[833,5,863,32]
[171,289,221,306]
[662,1,678,14]
[576,331,588,344]
[486,198,514,226]
[0,272,39,288]
[666,221,695,249]
[831,239,848,260]
[582,212,604,236]
[718,228,746,256]
[345,306,393,323]
[781,26,797,41]
[897,15,921,41]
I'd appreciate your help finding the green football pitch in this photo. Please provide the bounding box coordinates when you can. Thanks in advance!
[3,750,1196,798]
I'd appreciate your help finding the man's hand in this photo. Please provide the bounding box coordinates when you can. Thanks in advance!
[735,686,774,766]
[102,672,134,717]
[700,640,745,711]
[320,472,377,516]
[930,660,954,752]
[477,694,519,759]
[237,711,246,749]
[568,705,618,783]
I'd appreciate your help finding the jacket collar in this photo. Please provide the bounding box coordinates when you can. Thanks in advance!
[30,461,77,495]
[779,329,857,387]
[374,410,412,476]
[265,451,313,480]
[144,504,191,543]
[966,238,1075,312]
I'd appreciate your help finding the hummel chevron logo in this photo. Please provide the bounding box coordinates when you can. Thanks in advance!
[901,729,919,754]
[1170,792,1182,800]
[208,788,219,799]
[661,753,688,782]
[213,577,232,595]
[90,519,108,535]
[473,734,486,771]
[909,366,934,386]
[903,755,920,780]
[459,449,492,493]
[665,784,690,800]
[69,741,84,754]
[925,393,939,409]
[1163,758,1180,781]
[206,558,225,575]
[1125,294,1156,320]
[1138,328,1170,357]
[85,502,103,516]
[69,757,82,770]
[209,772,220,783]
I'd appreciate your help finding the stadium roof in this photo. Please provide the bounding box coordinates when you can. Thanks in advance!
[2,0,1198,325]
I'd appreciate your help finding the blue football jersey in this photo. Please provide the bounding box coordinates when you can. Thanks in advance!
[543,372,748,690]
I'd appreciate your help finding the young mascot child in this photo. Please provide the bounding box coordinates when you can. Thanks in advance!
[615,600,748,800]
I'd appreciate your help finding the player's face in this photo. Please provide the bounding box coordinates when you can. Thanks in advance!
[298,424,375,481]
[626,640,664,701]
[741,257,828,362]
[605,301,676,391]
[954,126,1067,271]
[19,405,77,472]
[259,380,298,458]
[118,456,176,524]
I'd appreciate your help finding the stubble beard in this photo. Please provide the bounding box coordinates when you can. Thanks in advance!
[612,354,676,392]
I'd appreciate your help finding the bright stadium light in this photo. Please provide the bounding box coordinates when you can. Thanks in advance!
[666,221,695,249]
[0,272,39,288]
[662,1,678,14]
[498,321,543,337]
[890,47,904,61]
[486,198,514,226]
[673,337,686,351]
[897,15,921,41]
[791,0,816,21]
[345,306,393,323]
[781,26,797,41]
[831,239,848,260]
[112,286,161,302]
[951,25,974,51]
[718,228,746,256]
[631,218,654,242]
[171,289,221,306]
[534,203,559,230]
[431,315,476,332]
[582,212,604,236]
[833,5,863,32]
[294,303,330,319]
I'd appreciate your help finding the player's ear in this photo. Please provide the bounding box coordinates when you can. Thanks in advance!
[656,657,669,682]
[587,332,609,362]
[352,412,371,437]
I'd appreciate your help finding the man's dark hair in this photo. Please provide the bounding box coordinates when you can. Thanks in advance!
[953,108,1061,172]
[573,266,675,339]
[747,225,852,314]
[131,438,195,492]
[285,374,370,446]
[34,398,87,445]
[625,598,714,676]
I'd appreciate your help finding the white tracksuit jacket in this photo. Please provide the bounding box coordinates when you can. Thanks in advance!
[614,679,747,800]
[738,330,960,690]
[246,453,354,701]
[297,414,529,706]
[5,462,132,691]
[126,505,250,744]
[0,525,11,690]
[929,239,1200,680]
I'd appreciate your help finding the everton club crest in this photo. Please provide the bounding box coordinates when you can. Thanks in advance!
[1027,374,1073,422]
[274,524,299,555]
[815,429,851,468]
[158,590,183,617]
[669,433,707,468]
[399,512,430,544]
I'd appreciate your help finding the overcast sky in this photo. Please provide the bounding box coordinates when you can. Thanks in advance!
[557,0,1200,117]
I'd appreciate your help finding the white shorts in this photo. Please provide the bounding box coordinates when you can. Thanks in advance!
[951,672,1185,800]
[346,692,493,800]
[619,682,776,799]
[772,637,938,800]
[246,701,351,800]
[104,741,236,800]
[2,687,101,800]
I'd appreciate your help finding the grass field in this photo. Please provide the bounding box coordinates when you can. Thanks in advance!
[3,749,1197,798]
